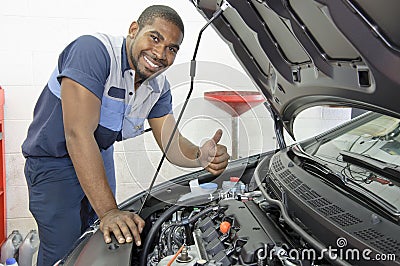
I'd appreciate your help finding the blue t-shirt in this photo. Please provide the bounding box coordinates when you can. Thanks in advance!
[22,34,173,158]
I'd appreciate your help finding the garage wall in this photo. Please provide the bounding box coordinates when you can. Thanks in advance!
[0,0,351,239]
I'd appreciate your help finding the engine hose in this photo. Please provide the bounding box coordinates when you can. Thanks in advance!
[140,204,182,265]
[174,205,219,226]
[139,192,219,265]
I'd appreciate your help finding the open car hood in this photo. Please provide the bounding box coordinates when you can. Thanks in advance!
[193,0,400,136]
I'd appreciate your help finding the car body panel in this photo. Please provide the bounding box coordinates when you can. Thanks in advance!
[194,0,400,136]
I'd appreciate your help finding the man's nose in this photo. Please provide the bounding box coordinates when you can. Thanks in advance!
[152,44,166,60]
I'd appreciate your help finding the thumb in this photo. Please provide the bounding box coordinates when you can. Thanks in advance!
[211,129,223,144]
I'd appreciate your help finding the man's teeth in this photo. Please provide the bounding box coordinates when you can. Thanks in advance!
[144,56,159,68]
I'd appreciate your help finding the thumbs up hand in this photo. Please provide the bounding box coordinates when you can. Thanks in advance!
[199,129,230,176]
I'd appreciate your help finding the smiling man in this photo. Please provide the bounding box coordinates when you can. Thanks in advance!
[21,5,230,266]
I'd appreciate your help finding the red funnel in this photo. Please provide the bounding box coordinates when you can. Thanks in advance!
[204,91,265,160]
[204,91,265,117]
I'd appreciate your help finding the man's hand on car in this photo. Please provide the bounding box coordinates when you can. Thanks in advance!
[99,209,145,246]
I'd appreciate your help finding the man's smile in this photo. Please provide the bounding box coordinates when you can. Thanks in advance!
[143,54,164,71]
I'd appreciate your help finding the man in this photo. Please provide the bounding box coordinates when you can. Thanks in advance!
[22,5,230,266]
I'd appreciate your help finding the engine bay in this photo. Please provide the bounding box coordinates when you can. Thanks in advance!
[60,150,400,266]
[134,149,400,266]
[142,186,301,266]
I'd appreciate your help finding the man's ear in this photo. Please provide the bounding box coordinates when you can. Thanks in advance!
[128,21,139,38]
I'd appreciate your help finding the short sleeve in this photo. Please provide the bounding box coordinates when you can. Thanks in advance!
[148,81,173,118]
[57,35,111,99]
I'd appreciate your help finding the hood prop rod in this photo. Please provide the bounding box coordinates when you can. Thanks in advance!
[138,1,230,215]
[264,102,287,149]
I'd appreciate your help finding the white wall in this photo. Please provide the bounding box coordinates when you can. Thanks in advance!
[0,0,351,240]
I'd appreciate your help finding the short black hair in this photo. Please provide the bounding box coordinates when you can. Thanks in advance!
[137,5,184,36]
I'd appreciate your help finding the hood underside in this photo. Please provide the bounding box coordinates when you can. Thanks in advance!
[193,0,400,135]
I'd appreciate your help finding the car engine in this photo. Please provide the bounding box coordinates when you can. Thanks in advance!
[142,185,307,266]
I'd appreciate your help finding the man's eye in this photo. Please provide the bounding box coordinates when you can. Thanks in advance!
[169,47,177,54]
[151,35,159,42]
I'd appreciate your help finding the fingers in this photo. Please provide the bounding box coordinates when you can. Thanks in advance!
[204,145,230,176]
[206,152,229,169]
[129,214,145,245]
[206,146,229,162]
[207,145,228,161]
[211,129,223,144]
[133,214,145,233]
[199,129,230,175]
[215,144,228,157]
[205,163,226,176]
[100,210,145,246]
[123,218,137,244]
[111,222,128,244]
[206,160,229,175]
[200,129,224,158]
[102,227,112,244]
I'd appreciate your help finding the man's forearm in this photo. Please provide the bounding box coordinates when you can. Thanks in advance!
[66,134,117,218]
[164,134,201,168]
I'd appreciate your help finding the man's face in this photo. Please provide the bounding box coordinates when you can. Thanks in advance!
[127,17,183,81]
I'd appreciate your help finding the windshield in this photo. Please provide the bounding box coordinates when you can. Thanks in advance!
[301,113,400,211]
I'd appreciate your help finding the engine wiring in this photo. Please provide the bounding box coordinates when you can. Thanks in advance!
[312,151,393,186]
